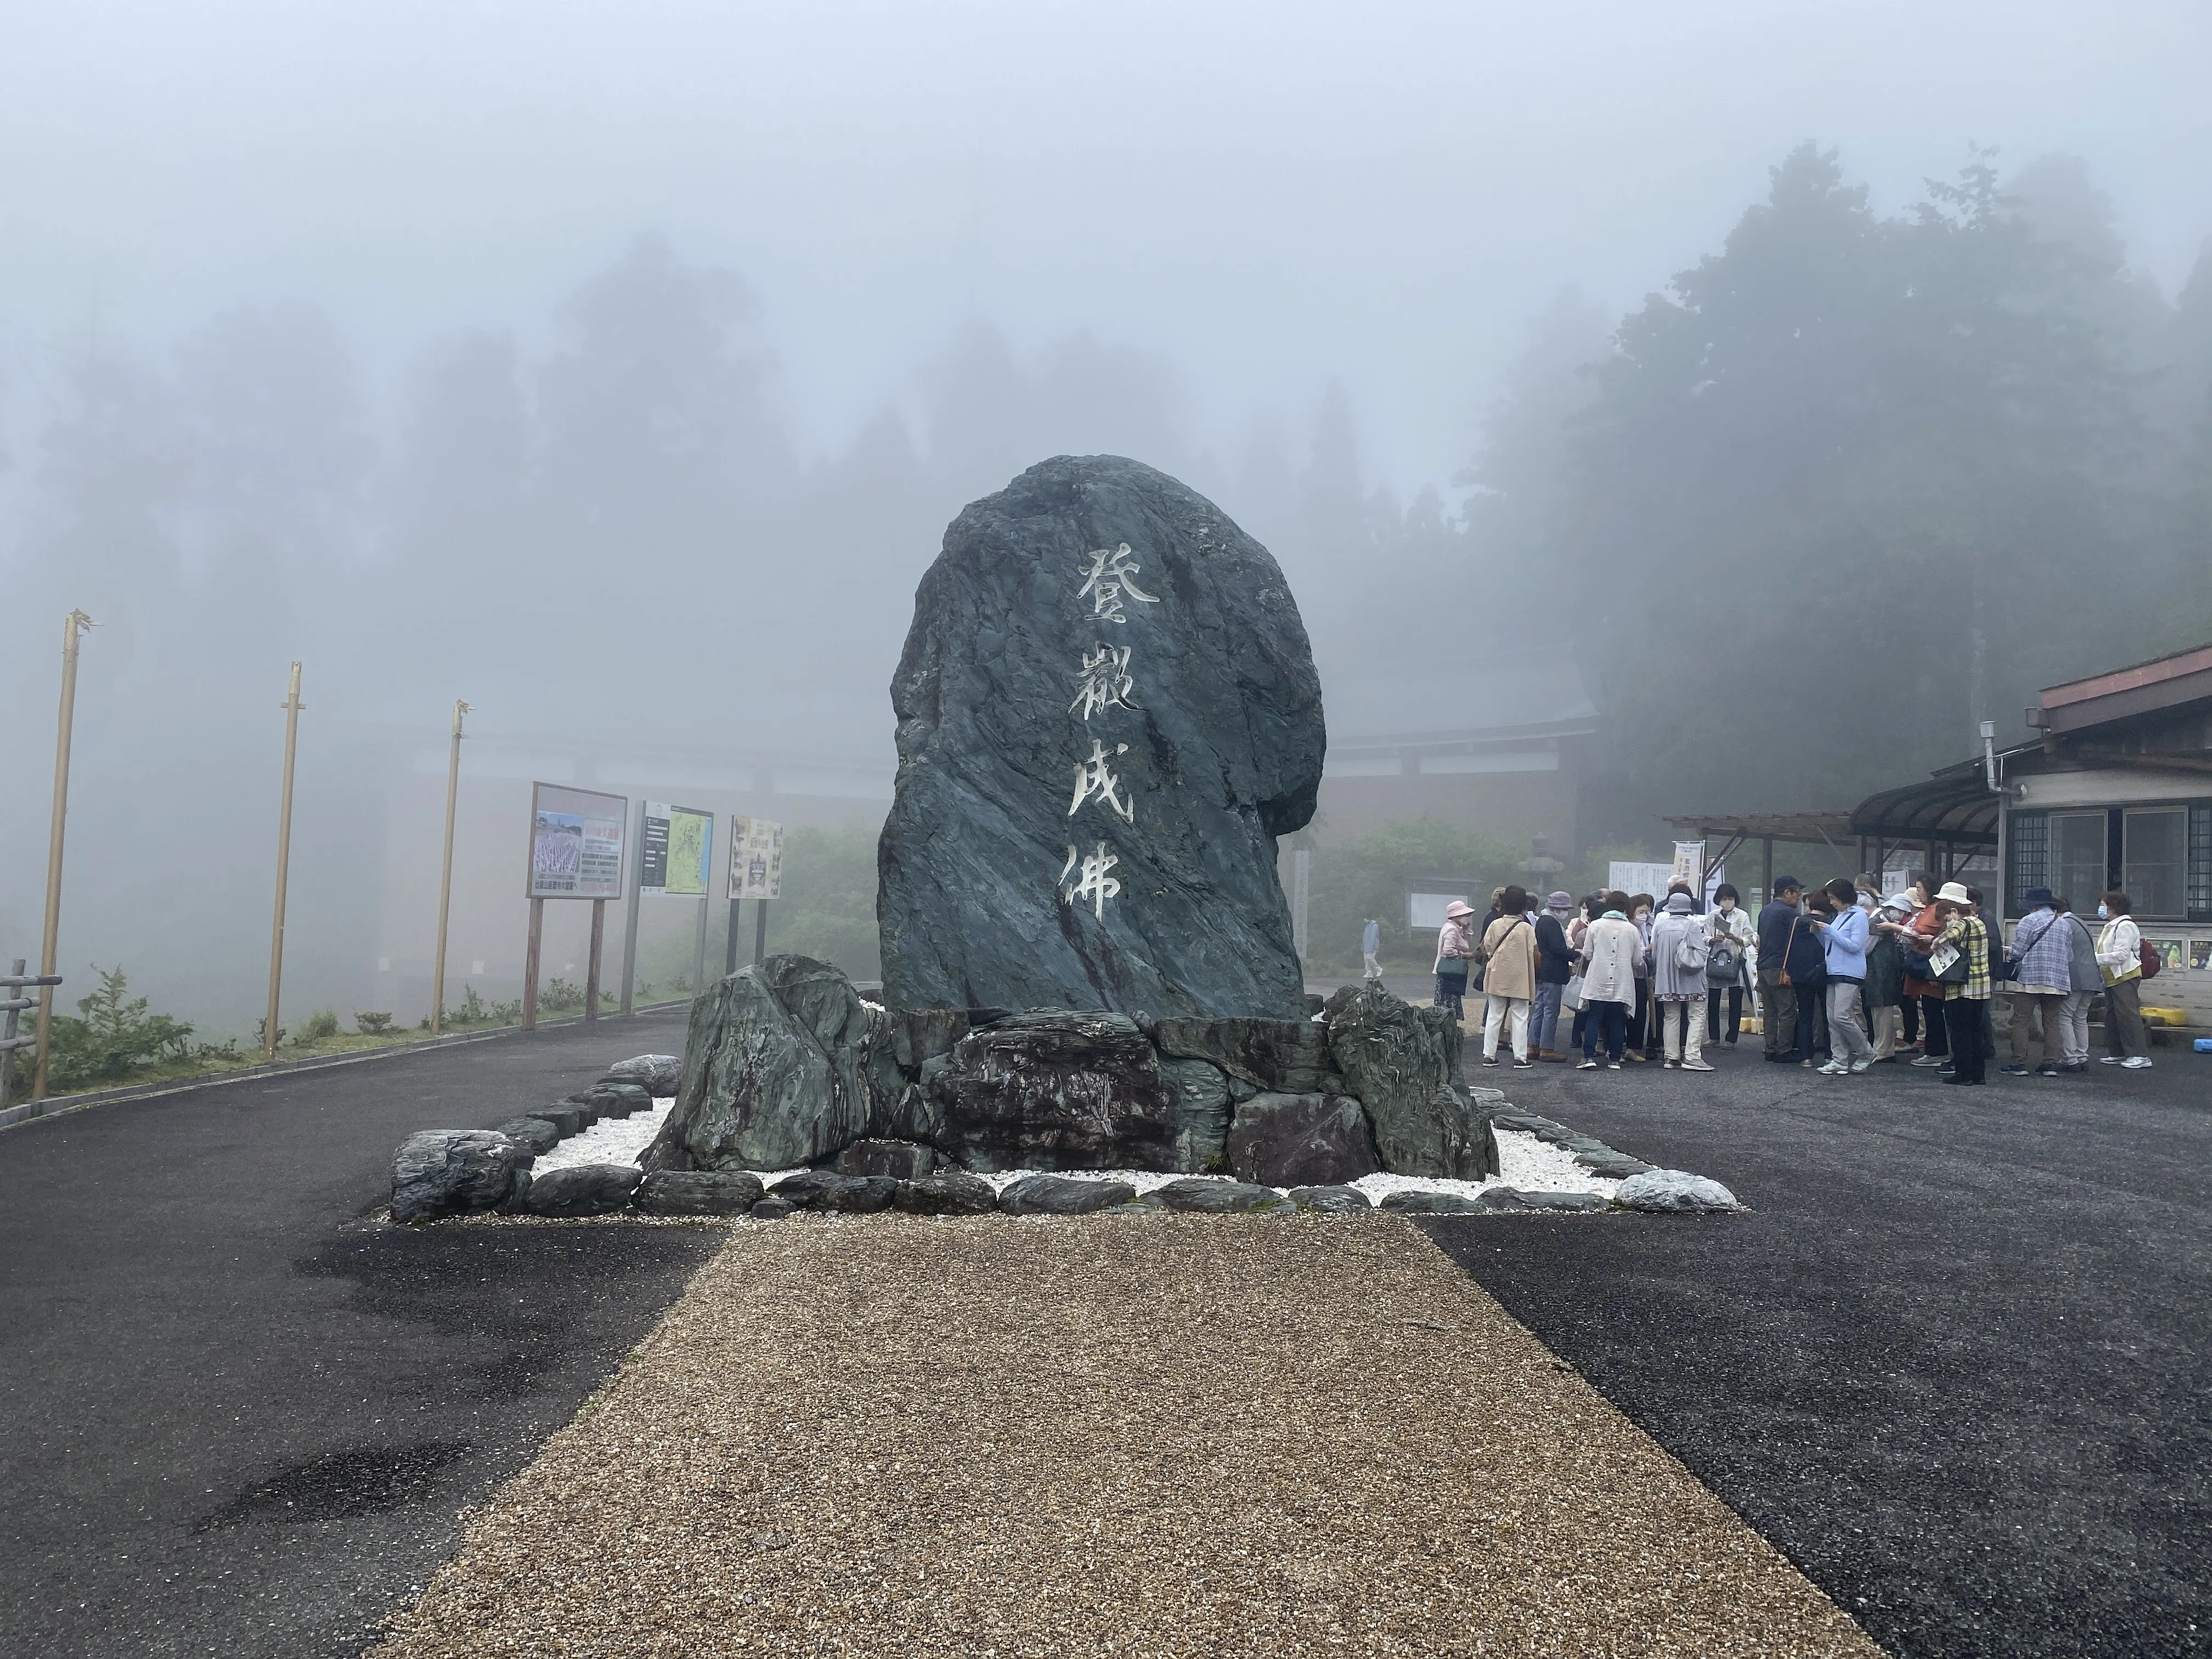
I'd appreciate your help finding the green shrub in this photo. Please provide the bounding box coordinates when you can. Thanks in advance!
[36,966,221,1092]
[354,1011,393,1035]
[295,1008,341,1043]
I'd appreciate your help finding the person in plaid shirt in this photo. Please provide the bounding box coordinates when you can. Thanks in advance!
[1928,882,1991,1085]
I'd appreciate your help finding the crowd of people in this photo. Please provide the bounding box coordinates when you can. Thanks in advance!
[1424,873,2160,1080]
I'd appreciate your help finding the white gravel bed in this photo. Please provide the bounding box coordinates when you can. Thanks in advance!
[529,1110,1617,1203]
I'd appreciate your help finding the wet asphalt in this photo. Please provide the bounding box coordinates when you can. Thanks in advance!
[0,1012,715,1659]
[1420,1026,2212,1658]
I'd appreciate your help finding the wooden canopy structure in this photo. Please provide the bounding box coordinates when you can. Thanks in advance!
[1666,778,1999,901]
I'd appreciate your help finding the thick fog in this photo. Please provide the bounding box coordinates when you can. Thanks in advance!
[4,1,2209,1034]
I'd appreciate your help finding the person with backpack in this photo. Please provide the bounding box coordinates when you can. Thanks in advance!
[2095,890,2153,1069]
[1530,891,1576,1062]
[1648,891,1713,1069]
[1704,883,1755,1048]
[1808,877,1874,1074]
[2056,898,2100,1073]
[1478,885,1539,1069]
[1999,887,2070,1076]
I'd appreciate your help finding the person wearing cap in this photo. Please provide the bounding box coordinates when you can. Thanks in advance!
[1433,899,1477,1022]
[1649,890,1714,1069]
[1756,877,1821,1064]
[1863,893,1914,1060]
[2000,887,2070,1076]
[1704,883,1756,1048]
[1927,881,1992,1084]
[1530,891,1576,1062]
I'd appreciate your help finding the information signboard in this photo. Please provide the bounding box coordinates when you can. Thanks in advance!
[528,783,627,899]
[728,816,785,901]
[639,802,715,898]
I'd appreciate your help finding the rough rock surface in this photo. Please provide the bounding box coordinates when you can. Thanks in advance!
[877,455,1324,1020]
[1224,1092,1380,1188]
[1379,1189,1486,1215]
[1323,983,1488,1179]
[1287,1183,1373,1213]
[523,1163,644,1217]
[391,1130,531,1223]
[894,1172,1001,1216]
[1151,1178,1291,1214]
[493,1116,562,1156]
[749,1195,795,1221]
[926,1012,1190,1173]
[634,1170,766,1216]
[1155,1057,1232,1172]
[600,1053,683,1096]
[1477,1187,1610,1213]
[532,1104,589,1137]
[998,1173,1138,1215]
[647,956,900,1173]
[833,1138,939,1180]
[1616,1169,1741,1214]
[769,1170,897,1214]
[580,1081,652,1118]
[1149,1016,1341,1093]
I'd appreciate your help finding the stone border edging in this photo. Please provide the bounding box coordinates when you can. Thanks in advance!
[0,1001,692,1135]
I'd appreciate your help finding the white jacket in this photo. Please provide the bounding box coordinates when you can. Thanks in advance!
[1578,916,1645,1004]
[2096,916,2143,984]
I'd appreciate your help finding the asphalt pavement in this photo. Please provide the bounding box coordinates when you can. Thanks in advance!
[1419,1028,2212,1659]
[0,1012,715,1659]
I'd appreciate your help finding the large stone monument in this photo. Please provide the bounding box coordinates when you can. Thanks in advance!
[877,454,1324,1021]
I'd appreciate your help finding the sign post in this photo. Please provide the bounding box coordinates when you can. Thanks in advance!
[525,782,628,1030]
[728,816,784,967]
[634,802,714,998]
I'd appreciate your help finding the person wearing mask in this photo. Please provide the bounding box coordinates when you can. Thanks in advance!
[1361,917,1383,983]
[1433,900,1477,1022]
[1627,892,1657,1061]
[1863,894,1912,1061]
[1531,891,1576,1062]
[1479,885,1539,1069]
[1999,887,2069,1077]
[1757,877,1822,1064]
[1704,884,1756,1048]
[1889,874,1950,1070]
[1927,881,1991,1085]
[2055,898,2098,1074]
[2095,891,2152,1069]
[1575,891,1642,1069]
[1649,891,1713,1069]
[1566,893,1603,1057]
[1808,877,1873,1074]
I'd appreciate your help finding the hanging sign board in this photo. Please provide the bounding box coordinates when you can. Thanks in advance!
[728,816,785,901]
[528,783,627,899]
[639,802,715,897]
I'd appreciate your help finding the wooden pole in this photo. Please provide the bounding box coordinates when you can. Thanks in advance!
[262,661,306,1063]
[32,611,94,1102]
[522,896,545,1030]
[430,699,469,1035]
[725,895,743,977]
[691,894,709,997]
[585,900,605,1020]
[619,798,644,1016]
[753,899,768,967]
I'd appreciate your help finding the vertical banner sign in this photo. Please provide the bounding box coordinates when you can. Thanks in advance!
[728,817,785,900]
[529,783,628,899]
[1670,841,1706,904]
[640,803,714,897]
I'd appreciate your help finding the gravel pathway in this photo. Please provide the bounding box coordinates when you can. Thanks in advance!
[370,1215,1875,1658]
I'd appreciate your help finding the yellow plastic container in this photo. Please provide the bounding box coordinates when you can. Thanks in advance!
[2141,1006,2188,1028]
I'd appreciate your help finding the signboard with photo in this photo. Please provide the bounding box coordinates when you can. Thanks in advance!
[639,802,715,898]
[728,816,785,901]
[528,783,627,900]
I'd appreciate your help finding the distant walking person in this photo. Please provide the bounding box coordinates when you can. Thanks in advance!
[1433,900,1477,1022]
[1649,891,1713,1069]
[1575,891,1642,1069]
[1808,877,1872,1074]
[1479,886,1539,1069]
[1530,891,1576,1062]
[1362,917,1383,982]
[2096,891,2152,1068]
[1999,888,2069,1076]
[1927,882,1991,1085]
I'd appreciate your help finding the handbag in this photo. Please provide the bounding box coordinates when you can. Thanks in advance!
[1561,974,1585,1012]
[1706,937,1741,985]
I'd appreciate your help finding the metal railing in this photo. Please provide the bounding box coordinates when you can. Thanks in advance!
[1,960,64,1115]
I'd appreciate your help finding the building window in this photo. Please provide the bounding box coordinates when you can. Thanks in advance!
[2192,805,2212,922]
[2125,808,2188,919]
[2049,811,2109,914]
[2007,811,2047,916]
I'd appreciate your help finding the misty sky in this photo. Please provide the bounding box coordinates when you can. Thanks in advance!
[6,0,2209,494]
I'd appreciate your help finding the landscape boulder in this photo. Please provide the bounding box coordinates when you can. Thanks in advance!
[580,1081,653,1118]
[876,455,1324,1021]
[1615,1170,1741,1214]
[1155,1057,1232,1173]
[1151,1178,1291,1214]
[392,1129,532,1223]
[494,1116,563,1155]
[833,1138,940,1180]
[1323,983,1490,1180]
[750,1195,796,1221]
[1149,1016,1341,1094]
[926,1012,1188,1173]
[1286,1183,1372,1214]
[1378,1189,1485,1216]
[894,1172,1001,1216]
[1476,1187,1609,1213]
[534,1103,590,1135]
[634,1169,766,1216]
[770,1170,899,1214]
[523,1163,643,1217]
[998,1173,1138,1215]
[1224,1092,1380,1188]
[601,1053,683,1097]
[645,956,901,1173]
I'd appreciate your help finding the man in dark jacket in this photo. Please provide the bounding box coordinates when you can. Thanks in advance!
[1531,891,1576,1060]
[1757,877,1823,1064]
